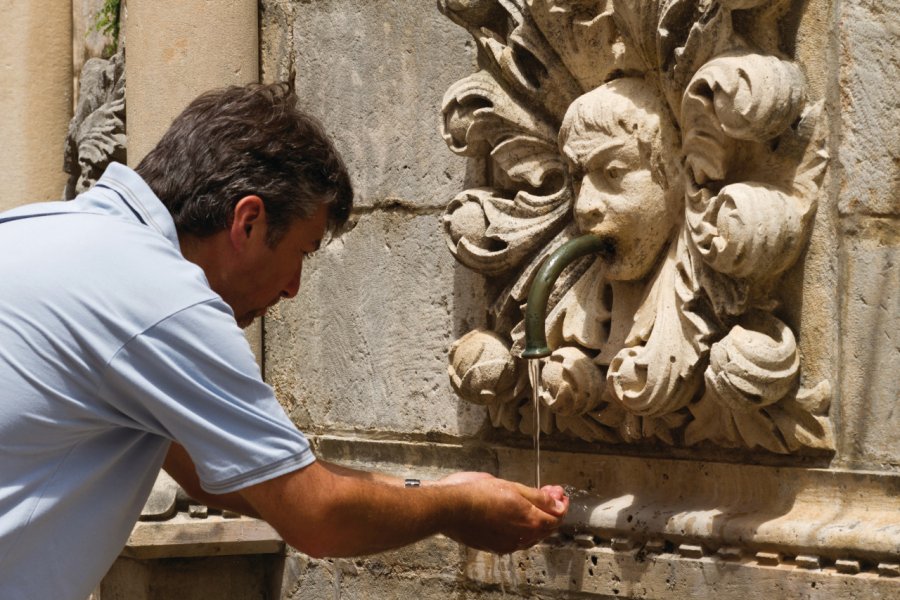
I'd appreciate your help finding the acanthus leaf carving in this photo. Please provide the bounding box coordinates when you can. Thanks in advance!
[608,231,716,417]
[64,49,126,199]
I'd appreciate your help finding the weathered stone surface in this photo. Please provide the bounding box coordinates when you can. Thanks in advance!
[125,0,258,166]
[0,2,72,209]
[312,436,497,480]
[467,542,900,599]
[265,210,490,438]
[837,217,900,469]
[101,554,284,600]
[282,536,464,599]
[280,0,478,208]
[837,0,900,216]
[65,49,126,198]
[499,447,900,567]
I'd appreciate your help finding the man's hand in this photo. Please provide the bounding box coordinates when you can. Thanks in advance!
[436,475,568,554]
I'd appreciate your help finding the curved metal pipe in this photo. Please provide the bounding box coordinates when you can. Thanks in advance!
[521,234,608,359]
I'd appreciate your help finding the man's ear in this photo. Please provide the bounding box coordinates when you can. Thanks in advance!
[229,196,266,249]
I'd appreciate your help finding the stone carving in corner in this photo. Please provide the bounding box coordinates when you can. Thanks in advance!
[64,49,126,199]
[441,0,832,454]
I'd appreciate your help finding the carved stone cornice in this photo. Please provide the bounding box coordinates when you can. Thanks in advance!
[497,448,900,569]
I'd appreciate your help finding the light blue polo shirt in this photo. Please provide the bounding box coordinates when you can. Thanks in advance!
[0,163,316,600]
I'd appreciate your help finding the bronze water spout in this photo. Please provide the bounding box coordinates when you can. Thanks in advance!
[521,234,608,359]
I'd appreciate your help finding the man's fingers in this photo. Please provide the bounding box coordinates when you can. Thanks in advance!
[513,482,569,518]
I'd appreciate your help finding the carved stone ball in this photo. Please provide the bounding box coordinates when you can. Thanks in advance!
[446,200,491,249]
[448,329,520,405]
[539,346,604,416]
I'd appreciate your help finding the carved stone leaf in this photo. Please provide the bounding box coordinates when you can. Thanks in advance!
[448,329,524,405]
[527,0,647,91]
[687,381,832,453]
[666,3,734,88]
[489,401,524,431]
[539,345,606,415]
[556,412,622,443]
[440,0,582,122]
[704,312,799,413]
[683,53,806,145]
[545,257,611,350]
[499,18,586,120]
[690,182,813,279]
[442,71,558,158]
[731,404,790,453]
[685,392,734,447]
[491,135,567,191]
[444,188,571,274]
[681,80,731,184]
[437,0,524,47]
[609,233,715,417]
[766,400,833,452]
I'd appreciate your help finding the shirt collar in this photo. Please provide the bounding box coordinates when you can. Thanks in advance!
[95,162,182,251]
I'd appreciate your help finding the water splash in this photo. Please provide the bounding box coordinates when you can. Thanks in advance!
[527,359,542,488]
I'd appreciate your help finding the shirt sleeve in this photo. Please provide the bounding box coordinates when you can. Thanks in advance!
[97,298,316,494]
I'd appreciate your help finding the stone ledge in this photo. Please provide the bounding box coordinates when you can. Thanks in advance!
[310,435,900,567]
[123,515,284,560]
[500,448,900,566]
[466,540,900,598]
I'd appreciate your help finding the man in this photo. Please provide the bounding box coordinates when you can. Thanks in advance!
[0,83,568,599]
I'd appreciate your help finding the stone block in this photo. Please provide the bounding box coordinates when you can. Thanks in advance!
[0,3,71,208]
[265,210,490,438]
[837,0,900,216]
[837,217,900,468]
[126,0,258,166]
[282,536,472,600]
[280,0,477,208]
[100,555,284,600]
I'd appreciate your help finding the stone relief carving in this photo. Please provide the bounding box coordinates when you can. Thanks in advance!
[64,49,126,199]
[440,0,832,454]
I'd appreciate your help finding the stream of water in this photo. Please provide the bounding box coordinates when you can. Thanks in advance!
[332,559,343,600]
[527,359,542,489]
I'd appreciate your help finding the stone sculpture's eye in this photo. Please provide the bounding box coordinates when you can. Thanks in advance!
[605,166,621,181]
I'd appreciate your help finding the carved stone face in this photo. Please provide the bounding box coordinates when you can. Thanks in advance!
[560,80,680,281]
[570,131,673,280]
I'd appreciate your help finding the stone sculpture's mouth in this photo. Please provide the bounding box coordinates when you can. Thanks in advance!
[596,236,617,262]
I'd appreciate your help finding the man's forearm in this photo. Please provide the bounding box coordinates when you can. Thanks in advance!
[241,460,461,557]
[239,459,567,558]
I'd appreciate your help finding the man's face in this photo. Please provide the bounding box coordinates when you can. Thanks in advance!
[224,202,329,328]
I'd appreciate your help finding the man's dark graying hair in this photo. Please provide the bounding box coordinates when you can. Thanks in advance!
[136,82,353,245]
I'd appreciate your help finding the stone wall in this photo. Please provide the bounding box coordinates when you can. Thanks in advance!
[262,0,899,598]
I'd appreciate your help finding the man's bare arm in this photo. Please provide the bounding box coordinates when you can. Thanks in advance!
[165,444,569,557]
[163,443,260,517]
[237,460,568,558]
